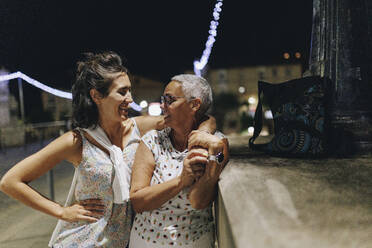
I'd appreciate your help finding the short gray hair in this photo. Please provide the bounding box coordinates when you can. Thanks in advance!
[171,74,213,118]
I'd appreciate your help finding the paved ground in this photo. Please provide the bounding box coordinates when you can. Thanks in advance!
[0,141,74,248]
[1,135,372,247]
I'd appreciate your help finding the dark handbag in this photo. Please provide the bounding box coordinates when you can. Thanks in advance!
[249,76,330,157]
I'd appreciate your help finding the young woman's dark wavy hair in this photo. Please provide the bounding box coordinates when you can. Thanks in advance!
[71,51,128,129]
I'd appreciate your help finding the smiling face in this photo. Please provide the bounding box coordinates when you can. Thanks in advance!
[93,73,133,125]
[161,80,196,129]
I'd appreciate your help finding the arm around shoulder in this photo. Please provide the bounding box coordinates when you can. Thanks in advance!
[197,115,216,134]
[134,116,165,136]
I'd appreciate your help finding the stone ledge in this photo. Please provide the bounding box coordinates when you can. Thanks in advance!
[217,135,372,248]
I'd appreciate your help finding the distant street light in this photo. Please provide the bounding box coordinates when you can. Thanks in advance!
[238,86,245,94]
[248,96,256,104]
[140,100,148,108]
[148,102,162,116]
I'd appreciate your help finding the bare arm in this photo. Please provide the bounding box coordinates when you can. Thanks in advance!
[134,116,165,136]
[130,141,195,213]
[188,137,229,209]
[0,131,102,222]
[197,115,216,134]
[134,115,216,137]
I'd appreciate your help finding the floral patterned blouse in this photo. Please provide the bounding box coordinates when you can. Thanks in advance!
[129,128,225,248]
[50,119,140,248]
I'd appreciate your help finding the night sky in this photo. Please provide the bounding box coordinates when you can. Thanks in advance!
[0,0,314,89]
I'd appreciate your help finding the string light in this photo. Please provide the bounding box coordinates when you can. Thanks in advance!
[0,71,142,111]
[193,0,223,76]
[130,102,142,111]
[0,4,224,110]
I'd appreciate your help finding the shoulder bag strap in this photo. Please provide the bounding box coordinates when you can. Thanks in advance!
[249,82,265,150]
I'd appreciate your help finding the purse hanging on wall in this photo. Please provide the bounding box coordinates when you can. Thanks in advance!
[249,76,330,157]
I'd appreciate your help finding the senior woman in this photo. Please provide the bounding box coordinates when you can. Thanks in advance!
[0,53,215,247]
[130,74,229,248]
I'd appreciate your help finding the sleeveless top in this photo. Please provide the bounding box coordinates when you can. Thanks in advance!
[49,118,141,248]
[129,128,225,248]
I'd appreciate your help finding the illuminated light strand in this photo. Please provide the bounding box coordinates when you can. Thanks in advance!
[129,101,142,111]
[0,71,142,111]
[193,0,223,76]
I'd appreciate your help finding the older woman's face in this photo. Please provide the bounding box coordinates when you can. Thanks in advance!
[96,74,133,124]
[161,81,194,128]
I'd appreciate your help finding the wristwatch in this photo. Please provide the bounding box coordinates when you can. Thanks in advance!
[208,152,224,165]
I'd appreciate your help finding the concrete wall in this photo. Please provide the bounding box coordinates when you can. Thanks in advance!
[216,134,372,248]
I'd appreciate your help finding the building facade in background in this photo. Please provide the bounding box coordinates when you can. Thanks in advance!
[41,91,72,121]
[131,75,164,106]
[205,63,302,134]
[207,63,302,102]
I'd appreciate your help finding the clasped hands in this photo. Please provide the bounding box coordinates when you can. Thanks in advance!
[180,130,225,188]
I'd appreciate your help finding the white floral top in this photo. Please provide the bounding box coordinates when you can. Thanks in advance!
[129,128,225,248]
[50,119,141,248]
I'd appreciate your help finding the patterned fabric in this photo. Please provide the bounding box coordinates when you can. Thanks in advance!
[129,128,225,248]
[250,76,330,157]
[51,119,141,248]
[267,83,325,154]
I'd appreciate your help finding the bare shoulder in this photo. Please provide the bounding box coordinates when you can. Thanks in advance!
[55,130,82,148]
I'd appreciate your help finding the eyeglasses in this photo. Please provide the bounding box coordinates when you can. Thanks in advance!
[160,95,185,105]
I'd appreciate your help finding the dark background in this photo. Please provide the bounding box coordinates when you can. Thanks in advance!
[0,0,313,88]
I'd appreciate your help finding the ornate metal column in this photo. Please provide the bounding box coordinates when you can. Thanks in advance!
[309,0,372,155]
